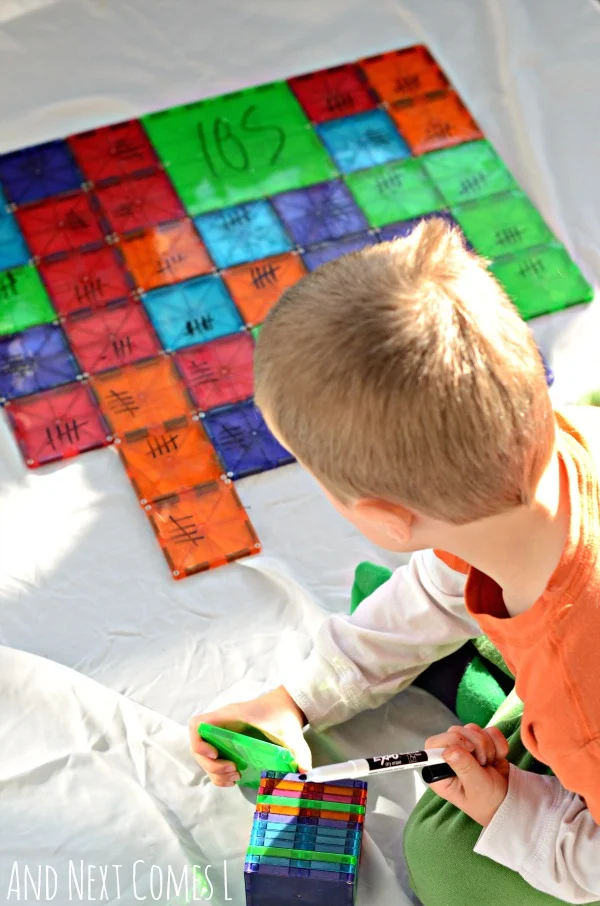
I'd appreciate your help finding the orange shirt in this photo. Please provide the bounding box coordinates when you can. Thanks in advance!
[440,407,600,822]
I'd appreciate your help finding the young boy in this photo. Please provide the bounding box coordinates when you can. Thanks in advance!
[190,219,600,905]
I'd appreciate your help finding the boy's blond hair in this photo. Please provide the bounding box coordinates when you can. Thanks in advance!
[254,218,555,523]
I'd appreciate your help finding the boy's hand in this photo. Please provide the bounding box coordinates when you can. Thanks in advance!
[424,722,510,826]
[189,686,311,787]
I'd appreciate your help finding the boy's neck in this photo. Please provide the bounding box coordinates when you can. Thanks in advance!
[439,449,570,615]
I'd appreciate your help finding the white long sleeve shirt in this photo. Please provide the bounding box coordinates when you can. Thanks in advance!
[283,549,600,903]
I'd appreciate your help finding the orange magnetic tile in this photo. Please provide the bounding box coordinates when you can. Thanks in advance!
[90,355,193,435]
[221,252,307,326]
[117,415,223,503]
[390,91,482,155]
[119,219,213,291]
[147,482,261,577]
[359,45,448,102]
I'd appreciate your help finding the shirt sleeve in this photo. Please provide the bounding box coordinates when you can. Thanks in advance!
[282,548,481,731]
[475,762,600,903]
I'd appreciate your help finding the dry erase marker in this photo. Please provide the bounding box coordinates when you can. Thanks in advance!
[298,748,456,784]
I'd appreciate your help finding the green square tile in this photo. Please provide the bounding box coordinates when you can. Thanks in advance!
[143,82,336,215]
[421,140,518,205]
[0,264,56,336]
[452,191,554,258]
[344,159,443,227]
[490,244,593,320]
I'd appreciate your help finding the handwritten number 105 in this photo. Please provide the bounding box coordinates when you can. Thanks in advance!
[196,104,286,175]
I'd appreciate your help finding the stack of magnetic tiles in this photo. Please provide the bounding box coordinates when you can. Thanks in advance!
[245,770,367,906]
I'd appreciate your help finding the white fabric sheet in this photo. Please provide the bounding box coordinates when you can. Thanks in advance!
[1,1,600,904]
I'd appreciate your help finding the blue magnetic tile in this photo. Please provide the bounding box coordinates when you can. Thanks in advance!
[254,813,363,831]
[271,180,367,247]
[194,200,293,269]
[0,324,79,400]
[0,140,82,206]
[317,110,410,174]
[202,401,295,479]
[378,210,460,243]
[253,823,360,841]
[302,233,378,271]
[0,209,30,269]
[142,274,243,350]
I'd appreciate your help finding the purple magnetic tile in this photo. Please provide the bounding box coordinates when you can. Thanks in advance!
[202,401,295,479]
[0,140,82,206]
[271,181,367,247]
[302,233,378,271]
[0,324,80,400]
[378,210,461,243]
[245,862,355,882]
[260,772,367,790]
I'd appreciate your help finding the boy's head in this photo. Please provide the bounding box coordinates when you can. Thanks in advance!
[254,218,555,551]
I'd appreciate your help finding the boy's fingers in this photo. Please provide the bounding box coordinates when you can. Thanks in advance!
[443,746,486,792]
[425,731,475,752]
[487,726,510,760]
[450,724,495,766]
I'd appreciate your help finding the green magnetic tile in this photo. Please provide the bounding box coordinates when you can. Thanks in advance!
[144,82,336,215]
[246,846,357,866]
[344,159,442,227]
[197,723,297,789]
[0,265,56,336]
[490,243,593,320]
[256,795,365,815]
[452,191,554,258]
[421,140,518,205]
[251,325,261,341]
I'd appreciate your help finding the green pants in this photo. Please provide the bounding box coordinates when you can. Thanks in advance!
[403,690,600,906]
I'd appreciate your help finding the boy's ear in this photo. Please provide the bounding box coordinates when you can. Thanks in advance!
[352,498,415,544]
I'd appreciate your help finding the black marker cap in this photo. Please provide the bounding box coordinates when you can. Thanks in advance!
[421,763,456,783]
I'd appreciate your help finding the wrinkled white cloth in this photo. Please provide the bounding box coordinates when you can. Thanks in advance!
[1,1,600,905]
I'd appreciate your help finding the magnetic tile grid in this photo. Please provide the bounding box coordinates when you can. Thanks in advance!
[0,43,593,583]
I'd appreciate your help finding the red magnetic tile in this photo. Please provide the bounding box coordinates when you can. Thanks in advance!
[222,252,307,326]
[175,332,254,411]
[289,64,376,123]
[120,220,214,291]
[94,171,185,235]
[117,416,223,502]
[63,302,161,374]
[38,245,133,316]
[359,45,448,102]
[15,192,106,258]
[390,91,483,154]
[5,382,111,467]
[68,120,158,184]
[90,356,193,435]
[147,482,260,578]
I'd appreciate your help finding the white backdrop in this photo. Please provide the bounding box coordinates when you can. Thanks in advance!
[1,1,599,904]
